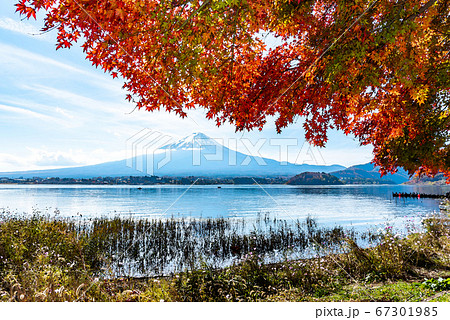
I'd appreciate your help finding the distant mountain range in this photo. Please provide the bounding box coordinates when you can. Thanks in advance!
[287,172,344,185]
[0,133,416,183]
[330,163,410,184]
[0,133,345,179]
[404,173,447,185]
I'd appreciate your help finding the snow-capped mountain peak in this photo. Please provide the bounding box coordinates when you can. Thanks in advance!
[161,132,220,150]
[0,131,347,178]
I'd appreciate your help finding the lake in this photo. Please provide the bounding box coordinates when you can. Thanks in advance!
[1,184,449,232]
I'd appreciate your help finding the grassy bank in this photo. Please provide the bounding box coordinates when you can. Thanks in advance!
[0,210,449,301]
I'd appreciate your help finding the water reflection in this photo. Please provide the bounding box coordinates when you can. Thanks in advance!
[0,184,449,233]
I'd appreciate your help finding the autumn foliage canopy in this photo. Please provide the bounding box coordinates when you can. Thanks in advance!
[15,0,450,177]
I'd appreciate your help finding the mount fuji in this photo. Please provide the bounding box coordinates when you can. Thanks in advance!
[0,133,345,178]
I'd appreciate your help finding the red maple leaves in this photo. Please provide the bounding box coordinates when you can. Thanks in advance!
[14,0,450,179]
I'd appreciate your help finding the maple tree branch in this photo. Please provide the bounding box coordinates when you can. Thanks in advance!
[229,7,239,78]
[361,0,444,69]
[405,0,440,23]
[268,0,380,109]
[177,0,211,31]
[70,0,188,112]
[18,0,449,176]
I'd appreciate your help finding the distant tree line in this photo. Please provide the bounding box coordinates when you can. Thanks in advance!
[286,172,344,185]
[0,176,288,185]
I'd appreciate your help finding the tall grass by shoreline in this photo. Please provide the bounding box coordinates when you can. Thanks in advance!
[0,208,449,301]
[0,209,363,277]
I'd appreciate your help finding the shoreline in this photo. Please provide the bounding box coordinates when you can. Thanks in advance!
[1,206,449,302]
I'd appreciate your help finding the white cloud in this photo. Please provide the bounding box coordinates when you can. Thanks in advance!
[0,153,28,172]
[0,42,85,75]
[29,147,126,166]
[0,42,121,92]
[33,152,82,167]
[0,148,128,172]
[0,17,50,41]
[0,150,82,172]
[0,97,81,129]
[55,107,74,119]
[21,84,124,116]
[318,147,374,167]
[0,103,58,122]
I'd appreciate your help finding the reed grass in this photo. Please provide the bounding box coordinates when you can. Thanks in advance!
[0,209,357,277]
[1,208,449,301]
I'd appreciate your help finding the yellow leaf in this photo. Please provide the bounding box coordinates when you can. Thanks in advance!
[411,85,429,105]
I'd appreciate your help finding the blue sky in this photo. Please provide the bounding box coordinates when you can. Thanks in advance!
[0,0,373,172]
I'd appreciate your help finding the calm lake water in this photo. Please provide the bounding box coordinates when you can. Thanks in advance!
[1,184,449,232]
